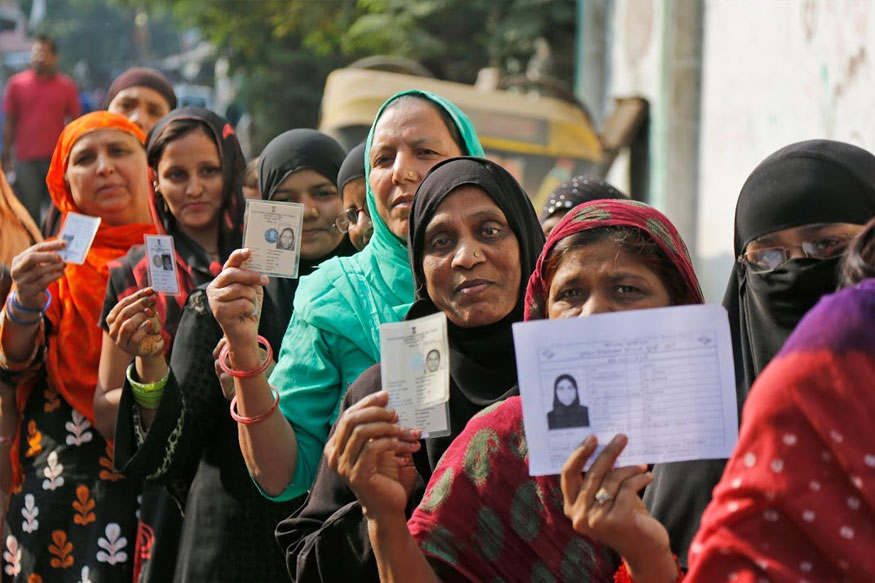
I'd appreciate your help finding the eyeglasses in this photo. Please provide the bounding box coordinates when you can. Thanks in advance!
[738,235,853,273]
[333,207,370,233]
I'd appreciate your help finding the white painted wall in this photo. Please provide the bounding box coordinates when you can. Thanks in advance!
[696,0,875,300]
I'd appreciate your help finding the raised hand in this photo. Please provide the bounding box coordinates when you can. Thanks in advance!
[206,249,267,348]
[9,240,66,309]
[325,391,421,519]
[561,434,676,582]
[104,288,164,358]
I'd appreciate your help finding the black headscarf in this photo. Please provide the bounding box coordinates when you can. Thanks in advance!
[645,139,875,567]
[258,129,347,200]
[725,139,875,399]
[406,156,545,469]
[540,175,626,221]
[257,129,357,335]
[336,143,366,193]
[147,107,246,283]
[547,374,589,429]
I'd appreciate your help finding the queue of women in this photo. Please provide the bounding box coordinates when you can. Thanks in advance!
[0,65,873,583]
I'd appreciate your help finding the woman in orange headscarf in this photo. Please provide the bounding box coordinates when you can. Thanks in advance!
[0,112,155,581]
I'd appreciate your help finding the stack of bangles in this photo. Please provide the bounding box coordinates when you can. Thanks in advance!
[219,335,279,425]
[5,290,51,326]
[127,363,169,409]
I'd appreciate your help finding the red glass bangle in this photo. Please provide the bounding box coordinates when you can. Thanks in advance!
[230,384,280,425]
[218,335,273,379]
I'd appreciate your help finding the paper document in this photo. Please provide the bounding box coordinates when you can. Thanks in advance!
[242,199,304,278]
[144,235,180,294]
[380,312,451,438]
[57,212,101,264]
[512,305,738,476]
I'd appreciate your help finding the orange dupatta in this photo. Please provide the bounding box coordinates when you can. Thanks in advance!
[0,165,41,265]
[9,112,156,485]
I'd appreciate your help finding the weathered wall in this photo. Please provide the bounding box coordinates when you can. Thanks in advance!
[697,0,875,300]
[597,0,875,301]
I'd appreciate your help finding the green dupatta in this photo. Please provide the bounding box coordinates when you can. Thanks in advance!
[290,89,485,359]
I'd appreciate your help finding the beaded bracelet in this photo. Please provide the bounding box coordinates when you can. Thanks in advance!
[230,385,279,425]
[10,289,52,314]
[218,335,273,379]
[4,295,42,326]
[127,363,169,410]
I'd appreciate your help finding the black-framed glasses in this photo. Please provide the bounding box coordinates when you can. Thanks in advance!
[738,235,853,273]
[333,207,370,233]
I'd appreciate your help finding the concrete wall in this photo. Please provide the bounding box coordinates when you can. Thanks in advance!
[696,0,875,300]
[594,0,875,301]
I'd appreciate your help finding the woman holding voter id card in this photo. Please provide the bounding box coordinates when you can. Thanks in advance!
[0,112,155,580]
[337,199,700,583]
[206,90,485,505]
[278,156,545,582]
[95,106,247,581]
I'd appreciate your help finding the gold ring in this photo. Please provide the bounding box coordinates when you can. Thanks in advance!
[594,487,613,506]
[473,251,481,258]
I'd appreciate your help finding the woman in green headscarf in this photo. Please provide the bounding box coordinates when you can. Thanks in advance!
[207,90,484,501]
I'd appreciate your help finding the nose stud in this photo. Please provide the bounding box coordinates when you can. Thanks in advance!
[473,251,481,258]
[407,170,415,179]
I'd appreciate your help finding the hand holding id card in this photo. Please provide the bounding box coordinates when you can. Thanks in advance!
[144,235,180,294]
[379,312,451,438]
[57,212,101,264]
[242,199,304,278]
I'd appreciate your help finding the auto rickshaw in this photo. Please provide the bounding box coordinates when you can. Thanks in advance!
[318,60,647,209]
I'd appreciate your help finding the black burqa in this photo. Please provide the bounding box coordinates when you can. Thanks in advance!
[276,156,545,583]
[258,128,358,332]
[645,139,875,567]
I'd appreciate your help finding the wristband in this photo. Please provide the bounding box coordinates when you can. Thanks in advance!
[127,363,169,409]
[11,289,51,314]
[218,335,273,379]
[230,385,280,425]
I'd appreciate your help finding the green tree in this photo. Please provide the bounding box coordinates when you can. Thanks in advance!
[116,0,576,151]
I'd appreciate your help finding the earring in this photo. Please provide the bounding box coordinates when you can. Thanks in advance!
[152,181,159,193]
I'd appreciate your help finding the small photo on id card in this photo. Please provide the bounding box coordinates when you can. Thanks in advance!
[242,199,304,279]
[57,212,101,264]
[144,235,180,294]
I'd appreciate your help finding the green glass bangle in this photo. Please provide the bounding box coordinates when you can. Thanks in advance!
[127,363,169,409]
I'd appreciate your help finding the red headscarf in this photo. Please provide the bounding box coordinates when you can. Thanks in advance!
[19,112,155,421]
[524,199,704,319]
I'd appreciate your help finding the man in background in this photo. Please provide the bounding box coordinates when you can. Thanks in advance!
[2,34,80,223]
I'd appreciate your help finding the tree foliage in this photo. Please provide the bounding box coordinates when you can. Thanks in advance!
[113,0,576,151]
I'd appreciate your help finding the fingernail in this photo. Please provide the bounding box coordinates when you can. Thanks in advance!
[583,435,596,448]
[259,275,269,286]
[385,407,395,417]
[412,429,422,439]
[612,434,627,446]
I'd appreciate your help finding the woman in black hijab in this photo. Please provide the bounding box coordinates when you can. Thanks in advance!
[645,139,875,567]
[547,373,589,429]
[110,128,356,582]
[258,129,358,329]
[277,156,545,583]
